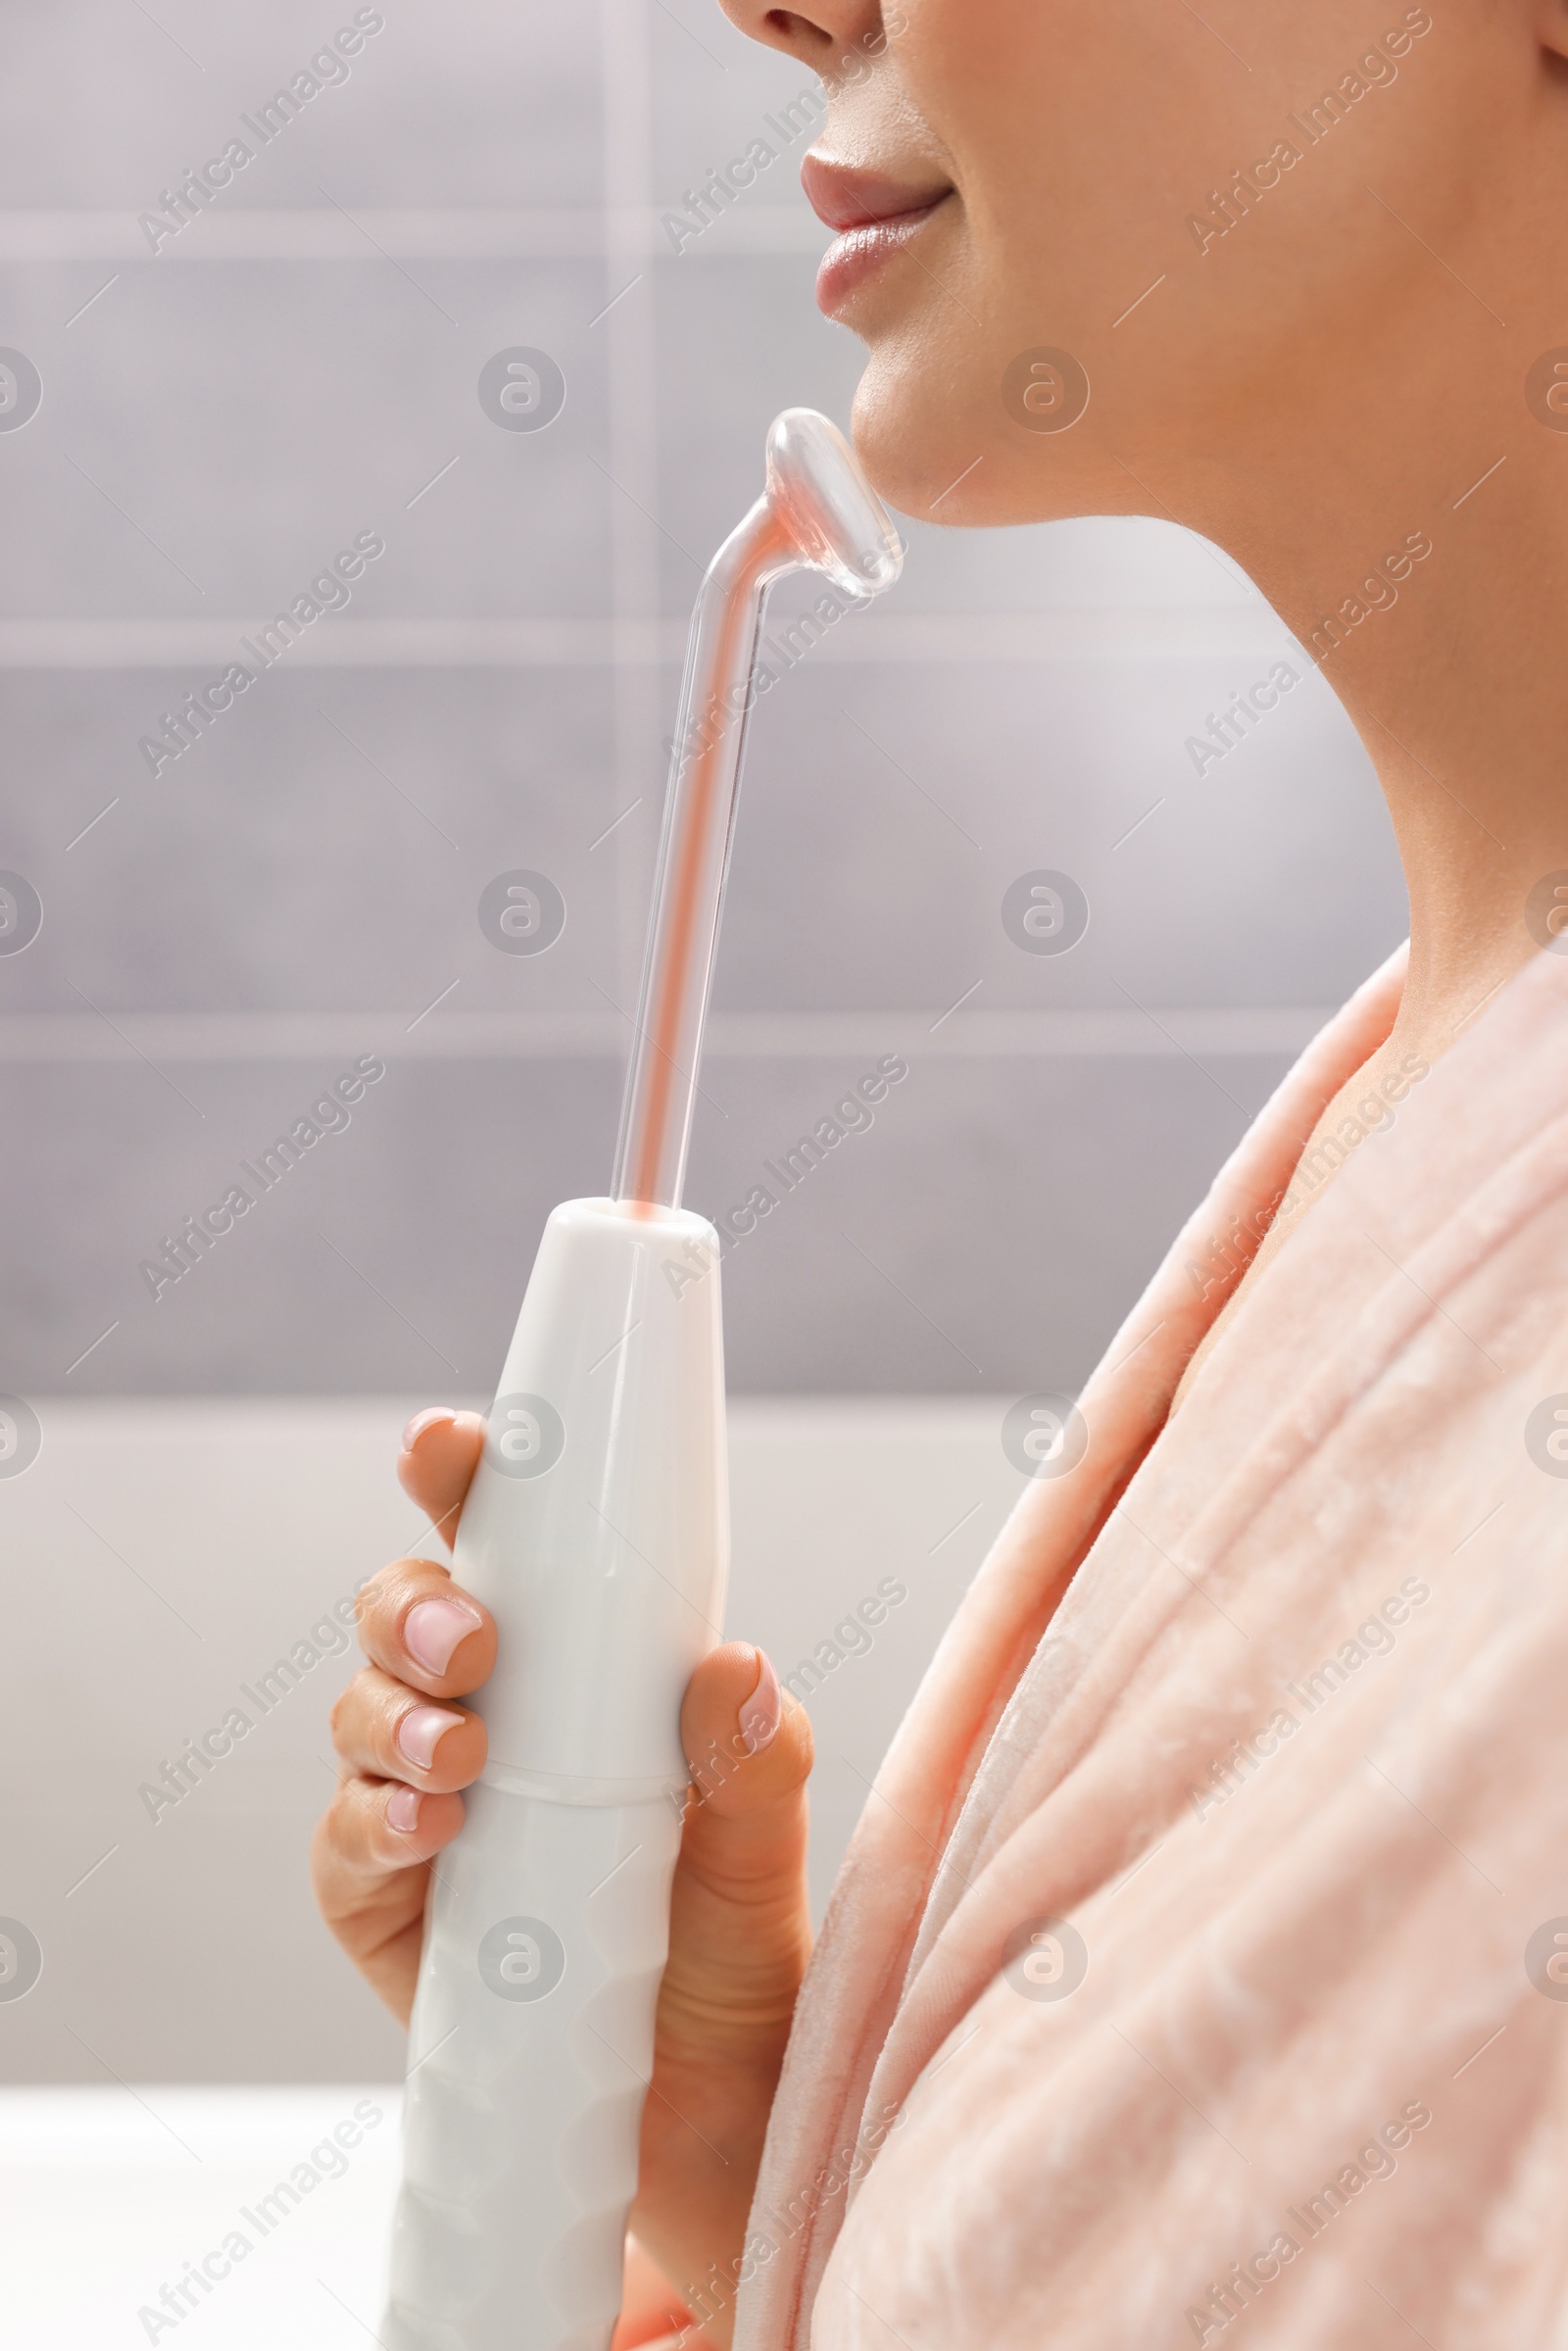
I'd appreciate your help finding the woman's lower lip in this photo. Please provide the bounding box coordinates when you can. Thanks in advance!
[814,200,946,317]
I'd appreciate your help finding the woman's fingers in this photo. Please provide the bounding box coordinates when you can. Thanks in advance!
[396,1405,486,1547]
[319,1768,468,1879]
[330,1663,485,1793]
[354,1555,496,1696]
[309,1772,469,2023]
[313,1406,489,2026]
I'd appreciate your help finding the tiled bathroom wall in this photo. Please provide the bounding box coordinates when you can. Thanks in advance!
[0,0,1407,1401]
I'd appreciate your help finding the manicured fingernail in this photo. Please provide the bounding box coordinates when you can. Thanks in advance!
[404,1595,482,1676]
[738,1648,781,1756]
[397,1704,466,1773]
[402,1406,456,1452]
[386,1785,421,1835]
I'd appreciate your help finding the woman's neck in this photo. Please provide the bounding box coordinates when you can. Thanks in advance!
[1151,253,1568,1411]
[1247,435,1568,1069]
[1127,220,1568,1072]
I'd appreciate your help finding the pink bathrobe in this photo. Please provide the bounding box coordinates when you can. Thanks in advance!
[733,942,1568,2349]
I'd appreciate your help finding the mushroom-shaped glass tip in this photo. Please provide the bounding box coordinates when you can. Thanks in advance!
[764,408,904,601]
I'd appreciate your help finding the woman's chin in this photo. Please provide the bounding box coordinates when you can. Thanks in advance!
[849,362,972,524]
[849,360,1097,532]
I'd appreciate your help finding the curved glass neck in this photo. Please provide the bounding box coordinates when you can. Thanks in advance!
[610,498,796,1212]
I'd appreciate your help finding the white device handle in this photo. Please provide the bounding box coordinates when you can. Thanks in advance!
[383,1200,726,2351]
[387,1787,682,2350]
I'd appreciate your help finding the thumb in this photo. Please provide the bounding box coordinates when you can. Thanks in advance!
[397,1407,487,1551]
[680,1641,812,1838]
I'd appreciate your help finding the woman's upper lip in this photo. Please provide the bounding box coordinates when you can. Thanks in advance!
[799,153,953,234]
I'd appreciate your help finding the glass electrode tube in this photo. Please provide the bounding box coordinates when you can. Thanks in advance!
[610,409,904,1212]
[610,498,790,1212]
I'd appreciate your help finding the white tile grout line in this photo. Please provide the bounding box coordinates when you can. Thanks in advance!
[0,208,828,261]
[0,610,1294,667]
[0,1008,1337,1062]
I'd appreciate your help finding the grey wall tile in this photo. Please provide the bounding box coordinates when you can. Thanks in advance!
[690,1050,1286,1393]
[2,1045,1290,1396]
[2,0,604,211]
[0,1055,618,1393]
[0,0,1408,1406]
[0,668,632,1009]
[0,261,614,616]
[714,656,1406,1012]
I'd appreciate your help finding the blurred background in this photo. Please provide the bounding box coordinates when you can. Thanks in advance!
[0,0,1405,2304]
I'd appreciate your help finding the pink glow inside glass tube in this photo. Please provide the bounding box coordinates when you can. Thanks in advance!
[610,410,903,1212]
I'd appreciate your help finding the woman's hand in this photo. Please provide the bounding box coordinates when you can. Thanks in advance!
[310,1405,814,2346]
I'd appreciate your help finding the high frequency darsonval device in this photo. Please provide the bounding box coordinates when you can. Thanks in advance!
[382,410,904,2350]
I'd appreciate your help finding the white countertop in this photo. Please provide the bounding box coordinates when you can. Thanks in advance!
[0,2086,402,2348]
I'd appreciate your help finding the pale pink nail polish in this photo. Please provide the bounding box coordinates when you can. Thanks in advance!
[738,1648,782,1756]
[402,1405,456,1452]
[404,1595,482,1676]
[397,1704,466,1772]
[386,1785,421,1834]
